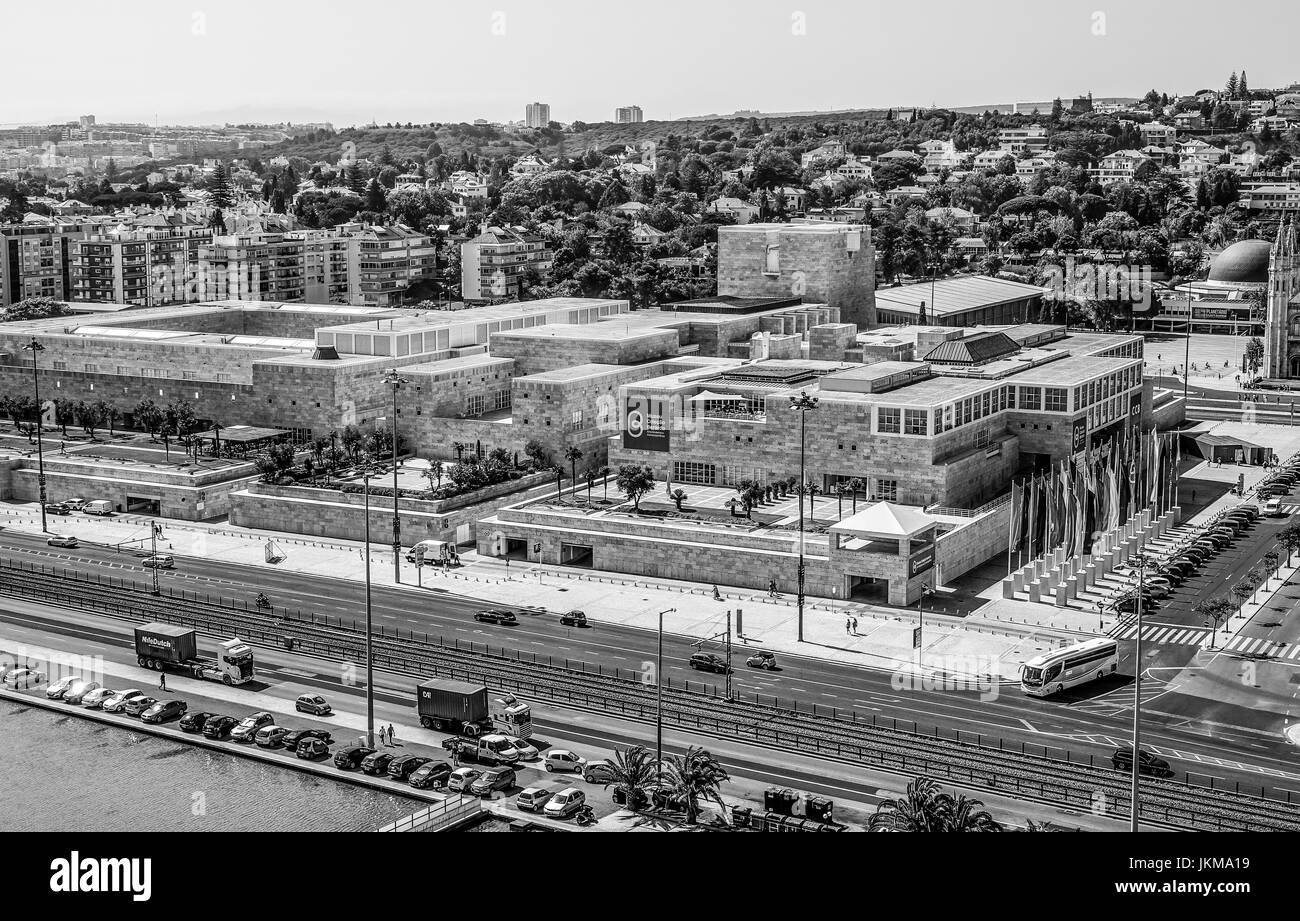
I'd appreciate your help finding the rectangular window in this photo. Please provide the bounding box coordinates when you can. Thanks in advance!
[878,408,901,433]
[981,392,991,417]
[1019,387,1041,410]
[874,478,898,502]
[962,399,972,425]
[672,461,716,485]
[1006,387,1015,408]
[466,394,485,415]
[1044,388,1068,412]
[904,409,927,435]
[492,389,511,411]
[720,465,761,486]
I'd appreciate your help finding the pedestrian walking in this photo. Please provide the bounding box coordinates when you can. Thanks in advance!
[768,579,777,598]
[851,616,859,634]
[1191,489,1197,505]
[158,673,167,692]
[451,742,461,767]
[845,616,852,635]
[387,724,395,746]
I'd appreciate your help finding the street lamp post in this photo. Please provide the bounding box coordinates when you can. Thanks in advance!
[789,392,819,643]
[22,338,49,534]
[1129,550,1155,833]
[149,522,162,595]
[656,607,675,788]
[361,460,379,748]
[384,370,409,583]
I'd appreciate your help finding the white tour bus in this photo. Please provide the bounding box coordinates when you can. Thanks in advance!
[1020,637,1119,697]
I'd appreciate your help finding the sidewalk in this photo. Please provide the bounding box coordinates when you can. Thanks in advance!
[0,500,1080,680]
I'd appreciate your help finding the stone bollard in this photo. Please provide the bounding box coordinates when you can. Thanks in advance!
[1084,565,1098,588]
[1066,578,1078,600]
[1028,582,1042,603]
[1055,584,1069,607]
[1012,571,1026,592]
[1003,578,1016,599]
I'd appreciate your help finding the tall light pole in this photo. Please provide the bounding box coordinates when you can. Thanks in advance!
[1129,550,1155,833]
[1182,287,1192,402]
[22,338,49,534]
[656,607,675,788]
[383,370,409,583]
[361,459,379,748]
[149,522,162,595]
[789,392,819,642]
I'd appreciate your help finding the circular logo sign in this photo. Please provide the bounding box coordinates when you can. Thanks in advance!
[627,409,645,437]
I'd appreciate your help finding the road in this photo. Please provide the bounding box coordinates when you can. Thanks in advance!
[3,525,1300,800]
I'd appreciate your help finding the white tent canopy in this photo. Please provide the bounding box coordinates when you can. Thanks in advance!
[831,501,936,540]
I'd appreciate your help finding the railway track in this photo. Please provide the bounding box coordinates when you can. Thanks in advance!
[2,558,1297,831]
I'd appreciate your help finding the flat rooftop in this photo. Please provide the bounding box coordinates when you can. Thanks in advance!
[492,322,672,342]
[875,275,1049,316]
[1005,353,1140,386]
[516,362,626,383]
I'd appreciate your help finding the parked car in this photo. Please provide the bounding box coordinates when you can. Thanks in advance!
[1235,504,1260,520]
[447,767,482,792]
[297,738,330,760]
[179,711,214,733]
[123,695,159,717]
[100,689,145,713]
[745,651,778,670]
[544,749,586,774]
[474,609,518,625]
[2,668,44,689]
[582,759,616,784]
[80,686,117,709]
[559,610,587,627]
[1114,595,1158,615]
[202,715,239,739]
[44,502,71,516]
[1155,568,1185,586]
[230,712,275,742]
[142,555,174,570]
[46,534,79,548]
[469,767,517,797]
[503,736,539,760]
[1264,498,1285,517]
[45,675,79,700]
[516,787,555,812]
[82,500,113,516]
[1113,747,1174,777]
[361,752,396,776]
[688,652,730,674]
[282,728,332,751]
[334,746,376,770]
[543,787,587,818]
[63,497,88,511]
[141,699,187,724]
[387,755,433,780]
[408,760,453,789]
[1143,579,1173,598]
[63,679,102,705]
[255,726,292,748]
[295,694,332,715]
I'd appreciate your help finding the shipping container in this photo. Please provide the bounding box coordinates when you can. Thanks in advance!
[134,623,198,665]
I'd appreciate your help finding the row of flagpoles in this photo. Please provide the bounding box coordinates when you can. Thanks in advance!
[1007,427,1181,572]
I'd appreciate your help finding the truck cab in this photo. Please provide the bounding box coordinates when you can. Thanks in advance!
[218,639,255,685]
[466,734,521,766]
[493,694,533,741]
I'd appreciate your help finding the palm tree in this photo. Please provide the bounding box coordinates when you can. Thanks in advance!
[662,746,730,825]
[834,481,852,519]
[607,745,657,811]
[452,441,466,463]
[868,777,1003,832]
[598,465,612,502]
[551,464,565,500]
[564,446,584,498]
[804,481,820,520]
[584,468,598,505]
[671,488,688,511]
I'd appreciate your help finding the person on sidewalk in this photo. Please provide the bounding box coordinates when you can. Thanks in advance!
[846,616,852,635]
[712,585,721,600]
[387,724,395,746]
[158,673,167,692]
[768,579,777,598]
[851,616,858,634]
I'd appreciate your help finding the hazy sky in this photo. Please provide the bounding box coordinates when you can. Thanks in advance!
[4,0,1296,127]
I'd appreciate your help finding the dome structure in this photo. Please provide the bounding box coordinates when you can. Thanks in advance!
[1206,240,1272,286]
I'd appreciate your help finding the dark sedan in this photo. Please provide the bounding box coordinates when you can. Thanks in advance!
[180,711,214,733]
[361,752,396,776]
[202,715,239,739]
[140,699,188,724]
[282,728,333,751]
[474,609,518,625]
[334,745,376,770]
[387,755,432,780]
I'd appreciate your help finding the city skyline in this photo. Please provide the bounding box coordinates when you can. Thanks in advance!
[3,0,1296,127]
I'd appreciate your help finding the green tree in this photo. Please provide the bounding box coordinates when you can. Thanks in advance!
[53,397,76,436]
[364,177,387,213]
[1278,524,1300,565]
[869,777,1003,832]
[670,488,688,511]
[1,296,73,323]
[564,446,584,497]
[1245,337,1264,377]
[74,400,105,438]
[206,162,233,208]
[606,745,658,811]
[132,398,164,439]
[615,464,656,511]
[662,746,730,825]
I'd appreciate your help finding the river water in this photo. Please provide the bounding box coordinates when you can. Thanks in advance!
[0,701,424,832]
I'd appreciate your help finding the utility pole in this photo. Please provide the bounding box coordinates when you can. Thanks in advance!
[725,609,733,701]
[789,391,819,642]
[1182,287,1192,403]
[384,370,409,583]
[656,607,674,788]
[150,523,162,595]
[22,339,49,534]
[361,461,378,749]
[1130,551,1152,833]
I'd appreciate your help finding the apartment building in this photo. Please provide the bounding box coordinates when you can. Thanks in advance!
[525,102,551,128]
[615,105,644,124]
[1090,150,1151,186]
[347,224,437,307]
[1138,122,1177,146]
[0,219,111,307]
[460,226,553,302]
[69,225,212,306]
[997,124,1049,154]
[1239,183,1300,213]
[920,139,961,172]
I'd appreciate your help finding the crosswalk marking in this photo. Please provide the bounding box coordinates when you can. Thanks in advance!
[1110,620,1300,657]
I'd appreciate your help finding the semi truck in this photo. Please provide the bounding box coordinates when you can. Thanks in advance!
[133,623,255,686]
[415,678,533,739]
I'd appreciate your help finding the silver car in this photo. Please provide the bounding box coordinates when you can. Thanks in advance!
[63,679,102,704]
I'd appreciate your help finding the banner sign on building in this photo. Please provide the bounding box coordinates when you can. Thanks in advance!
[1071,416,1088,454]
[909,545,935,579]
[623,395,670,452]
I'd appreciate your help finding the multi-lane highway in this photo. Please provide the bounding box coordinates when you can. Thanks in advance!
[4,522,1300,800]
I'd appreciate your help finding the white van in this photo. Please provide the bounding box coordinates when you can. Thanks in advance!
[82,500,113,516]
[406,539,452,564]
